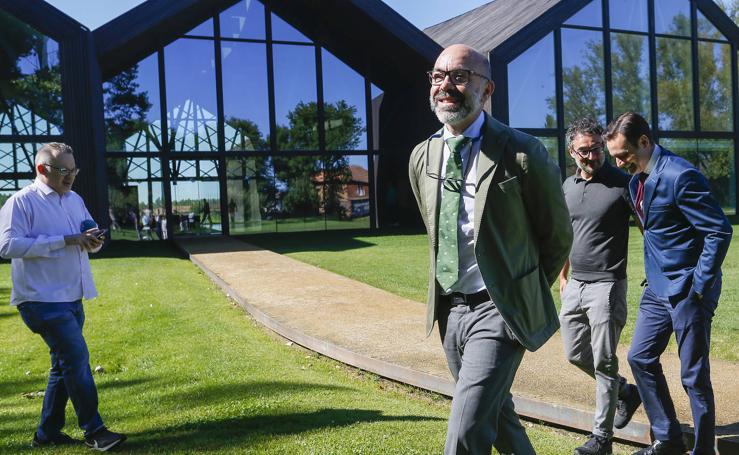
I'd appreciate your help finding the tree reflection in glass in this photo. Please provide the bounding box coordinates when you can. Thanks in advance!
[611,33,650,120]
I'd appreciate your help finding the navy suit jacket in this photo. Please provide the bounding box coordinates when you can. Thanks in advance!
[631,147,732,301]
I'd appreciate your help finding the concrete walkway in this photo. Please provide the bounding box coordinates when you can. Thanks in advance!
[176,236,738,452]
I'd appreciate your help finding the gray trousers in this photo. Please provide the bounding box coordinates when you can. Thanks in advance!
[559,278,628,438]
[439,299,535,455]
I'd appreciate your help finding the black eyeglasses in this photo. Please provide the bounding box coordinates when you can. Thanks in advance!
[427,69,490,86]
[42,163,81,176]
[571,145,604,158]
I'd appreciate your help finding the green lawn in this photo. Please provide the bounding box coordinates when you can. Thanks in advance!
[0,242,640,454]
[244,226,739,362]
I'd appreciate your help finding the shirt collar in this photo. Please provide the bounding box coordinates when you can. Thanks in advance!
[644,144,661,174]
[442,111,485,141]
[33,177,65,198]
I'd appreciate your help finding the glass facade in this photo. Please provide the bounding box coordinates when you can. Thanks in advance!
[103,0,379,238]
[0,11,64,205]
[505,0,737,213]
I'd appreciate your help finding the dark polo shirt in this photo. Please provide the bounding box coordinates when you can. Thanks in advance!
[563,161,632,282]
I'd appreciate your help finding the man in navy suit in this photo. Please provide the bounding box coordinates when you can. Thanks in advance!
[605,112,732,455]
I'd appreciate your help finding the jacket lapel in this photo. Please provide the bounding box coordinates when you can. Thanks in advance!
[643,149,668,222]
[473,115,507,244]
[425,132,445,246]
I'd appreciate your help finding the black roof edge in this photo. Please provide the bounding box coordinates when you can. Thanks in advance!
[0,0,87,40]
[489,0,591,63]
[94,0,236,76]
[697,0,739,43]
[348,0,441,64]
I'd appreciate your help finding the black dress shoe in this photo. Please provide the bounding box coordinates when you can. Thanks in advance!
[632,439,687,455]
[615,383,642,429]
[31,431,78,447]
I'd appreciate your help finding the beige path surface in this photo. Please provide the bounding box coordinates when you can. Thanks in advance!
[177,236,738,450]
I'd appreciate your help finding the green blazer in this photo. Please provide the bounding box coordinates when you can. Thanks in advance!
[408,114,572,351]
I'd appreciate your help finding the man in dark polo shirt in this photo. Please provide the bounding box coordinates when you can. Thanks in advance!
[558,118,643,455]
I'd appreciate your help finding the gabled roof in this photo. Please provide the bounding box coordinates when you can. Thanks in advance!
[0,0,86,40]
[424,0,561,53]
[94,0,442,90]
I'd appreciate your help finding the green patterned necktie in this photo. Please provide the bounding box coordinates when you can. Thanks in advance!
[436,135,470,292]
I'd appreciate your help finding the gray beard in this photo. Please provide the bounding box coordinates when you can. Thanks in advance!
[430,87,482,127]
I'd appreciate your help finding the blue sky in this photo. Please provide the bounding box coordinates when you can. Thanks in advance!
[45,0,491,30]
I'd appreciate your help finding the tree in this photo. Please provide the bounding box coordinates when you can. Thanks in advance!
[271,100,363,219]
[103,66,153,150]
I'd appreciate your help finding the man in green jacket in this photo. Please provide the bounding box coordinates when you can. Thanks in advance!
[409,44,572,455]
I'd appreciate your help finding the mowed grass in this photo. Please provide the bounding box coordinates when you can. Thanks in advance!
[0,242,640,454]
[244,226,739,362]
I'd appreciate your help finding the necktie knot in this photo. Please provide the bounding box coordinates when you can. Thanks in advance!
[639,172,648,183]
[446,136,470,156]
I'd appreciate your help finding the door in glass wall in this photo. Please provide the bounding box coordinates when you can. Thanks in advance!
[107,157,165,240]
[226,156,277,234]
[170,159,222,235]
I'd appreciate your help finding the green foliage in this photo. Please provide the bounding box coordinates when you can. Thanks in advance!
[103,66,153,151]
[0,11,62,131]
[611,34,650,118]
[226,117,268,151]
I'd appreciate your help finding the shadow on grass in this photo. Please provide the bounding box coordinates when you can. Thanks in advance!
[0,377,44,398]
[96,376,158,392]
[236,227,424,255]
[123,408,443,452]
[0,311,17,320]
[158,381,352,410]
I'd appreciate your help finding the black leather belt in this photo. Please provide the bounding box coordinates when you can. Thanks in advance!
[447,290,490,305]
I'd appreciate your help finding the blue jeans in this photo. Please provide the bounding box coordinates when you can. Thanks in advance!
[18,301,104,439]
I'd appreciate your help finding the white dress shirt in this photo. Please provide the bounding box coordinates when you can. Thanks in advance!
[0,179,99,305]
[440,111,487,295]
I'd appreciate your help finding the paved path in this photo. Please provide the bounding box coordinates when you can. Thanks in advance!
[177,236,738,451]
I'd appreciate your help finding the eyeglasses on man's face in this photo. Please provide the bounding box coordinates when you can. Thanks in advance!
[427,69,489,86]
[42,163,81,176]
[571,145,604,158]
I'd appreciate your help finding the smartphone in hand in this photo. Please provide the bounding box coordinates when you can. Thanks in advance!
[95,229,108,239]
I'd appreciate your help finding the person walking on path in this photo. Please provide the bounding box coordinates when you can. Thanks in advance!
[0,143,127,452]
[559,118,642,455]
[409,44,572,455]
[605,112,732,455]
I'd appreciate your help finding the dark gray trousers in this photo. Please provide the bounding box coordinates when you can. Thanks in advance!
[439,299,535,455]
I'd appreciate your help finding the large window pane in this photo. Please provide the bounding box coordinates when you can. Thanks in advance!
[322,49,366,150]
[170,159,221,235]
[661,138,735,214]
[654,0,690,36]
[271,13,310,42]
[561,29,605,127]
[656,37,693,130]
[320,155,370,230]
[103,52,161,152]
[273,155,322,232]
[611,33,651,120]
[222,42,270,150]
[609,0,647,32]
[697,10,725,40]
[564,0,602,28]
[184,18,213,37]
[0,11,63,135]
[108,157,165,240]
[273,44,318,151]
[165,38,218,152]
[220,0,265,40]
[226,157,277,234]
[508,33,556,128]
[698,42,732,131]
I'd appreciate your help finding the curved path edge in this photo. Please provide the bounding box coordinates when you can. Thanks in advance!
[182,246,656,446]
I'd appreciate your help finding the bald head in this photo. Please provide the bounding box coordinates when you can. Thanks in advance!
[35,142,74,168]
[434,44,491,80]
[429,44,494,134]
